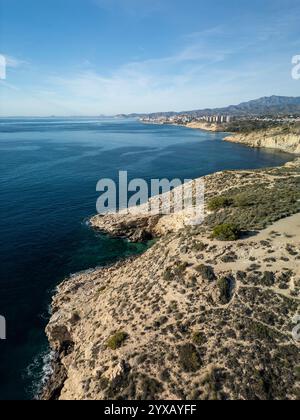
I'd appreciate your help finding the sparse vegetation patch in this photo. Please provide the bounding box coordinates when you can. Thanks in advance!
[217,277,232,304]
[206,178,300,233]
[107,332,128,350]
[195,264,216,282]
[178,344,202,372]
[192,331,207,346]
[212,224,241,241]
[208,196,233,211]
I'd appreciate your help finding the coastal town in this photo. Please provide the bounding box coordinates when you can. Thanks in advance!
[141,114,233,125]
[141,113,300,127]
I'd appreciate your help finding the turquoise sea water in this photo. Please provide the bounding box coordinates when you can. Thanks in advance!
[0,117,292,400]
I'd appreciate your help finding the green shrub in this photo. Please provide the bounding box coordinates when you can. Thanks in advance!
[217,277,232,304]
[208,196,233,211]
[191,240,207,252]
[201,368,222,400]
[107,332,128,350]
[192,331,206,346]
[195,264,216,282]
[212,224,240,241]
[178,344,202,372]
[248,322,276,341]
[140,375,163,400]
[233,192,255,207]
[295,366,300,381]
[163,261,188,281]
[173,261,188,276]
[261,271,275,287]
[99,376,109,390]
[163,267,174,281]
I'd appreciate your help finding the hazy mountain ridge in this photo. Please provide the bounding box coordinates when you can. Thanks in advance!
[122,96,300,119]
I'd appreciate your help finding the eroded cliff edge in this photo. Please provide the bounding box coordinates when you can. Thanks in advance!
[43,159,300,400]
[224,126,300,154]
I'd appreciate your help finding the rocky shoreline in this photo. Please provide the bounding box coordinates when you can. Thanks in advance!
[224,128,300,154]
[41,156,300,400]
[141,119,226,133]
[143,120,300,155]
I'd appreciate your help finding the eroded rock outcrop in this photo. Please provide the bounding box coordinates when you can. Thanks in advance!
[224,127,300,154]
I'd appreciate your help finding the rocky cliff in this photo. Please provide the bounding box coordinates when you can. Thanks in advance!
[42,159,300,400]
[186,121,226,132]
[224,127,300,154]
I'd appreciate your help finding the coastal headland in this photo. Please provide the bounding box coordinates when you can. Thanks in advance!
[224,127,300,154]
[141,117,300,155]
[43,151,300,400]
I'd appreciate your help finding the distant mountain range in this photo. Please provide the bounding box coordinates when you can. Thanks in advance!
[119,96,300,119]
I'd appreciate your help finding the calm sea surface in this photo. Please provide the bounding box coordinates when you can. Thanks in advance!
[0,117,291,400]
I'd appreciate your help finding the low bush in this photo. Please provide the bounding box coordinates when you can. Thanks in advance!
[173,261,188,276]
[217,277,232,304]
[295,366,300,381]
[248,322,276,341]
[191,240,207,252]
[140,375,163,400]
[207,196,233,211]
[107,332,128,350]
[178,344,202,372]
[163,261,188,281]
[261,271,275,287]
[212,224,240,241]
[195,264,216,282]
[163,268,174,281]
[233,192,255,208]
[192,331,206,346]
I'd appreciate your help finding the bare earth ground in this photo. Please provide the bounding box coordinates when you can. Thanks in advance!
[43,159,300,400]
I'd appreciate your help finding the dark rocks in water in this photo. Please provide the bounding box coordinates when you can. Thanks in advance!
[39,353,67,401]
[40,323,75,400]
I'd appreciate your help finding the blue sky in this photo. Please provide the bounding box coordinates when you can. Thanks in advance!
[0,0,300,116]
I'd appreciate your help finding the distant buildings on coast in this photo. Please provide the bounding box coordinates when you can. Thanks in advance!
[199,115,232,123]
[141,113,300,126]
[141,114,233,125]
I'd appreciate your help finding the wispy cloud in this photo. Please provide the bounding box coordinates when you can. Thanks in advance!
[43,20,273,113]
[43,38,253,114]
[0,80,20,91]
[1,2,299,116]
[4,55,28,69]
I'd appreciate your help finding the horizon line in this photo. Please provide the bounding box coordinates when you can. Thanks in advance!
[1,94,300,119]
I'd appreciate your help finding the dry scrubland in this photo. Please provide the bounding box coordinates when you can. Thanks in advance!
[43,158,300,400]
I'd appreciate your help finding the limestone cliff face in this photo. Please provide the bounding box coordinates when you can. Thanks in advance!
[43,160,300,400]
[224,128,300,154]
[186,121,225,132]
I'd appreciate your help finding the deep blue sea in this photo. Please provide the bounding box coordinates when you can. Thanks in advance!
[0,117,292,400]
